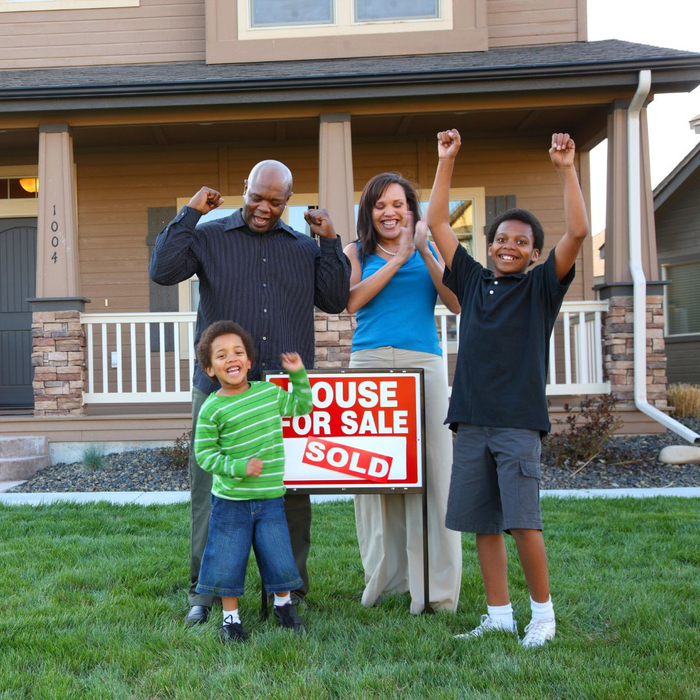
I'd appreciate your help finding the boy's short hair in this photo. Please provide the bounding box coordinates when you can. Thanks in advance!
[486,208,545,253]
[197,320,255,371]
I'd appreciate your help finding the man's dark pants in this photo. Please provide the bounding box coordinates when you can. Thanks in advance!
[188,387,311,607]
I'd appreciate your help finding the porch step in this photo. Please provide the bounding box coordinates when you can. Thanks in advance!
[0,436,50,480]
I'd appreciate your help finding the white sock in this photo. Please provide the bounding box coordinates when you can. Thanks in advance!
[222,609,240,626]
[530,596,554,623]
[274,593,291,607]
[487,602,514,629]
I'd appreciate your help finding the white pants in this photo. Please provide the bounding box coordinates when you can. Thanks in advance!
[350,347,462,614]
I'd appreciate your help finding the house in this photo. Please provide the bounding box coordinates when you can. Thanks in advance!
[654,140,700,385]
[1,0,700,458]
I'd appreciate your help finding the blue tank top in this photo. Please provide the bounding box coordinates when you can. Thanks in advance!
[352,243,442,356]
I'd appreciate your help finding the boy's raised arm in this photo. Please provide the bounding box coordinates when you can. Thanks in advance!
[425,129,462,270]
[549,133,590,282]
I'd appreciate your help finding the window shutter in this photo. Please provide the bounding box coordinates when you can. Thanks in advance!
[146,207,178,351]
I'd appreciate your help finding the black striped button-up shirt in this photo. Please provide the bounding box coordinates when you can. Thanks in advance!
[150,206,351,394]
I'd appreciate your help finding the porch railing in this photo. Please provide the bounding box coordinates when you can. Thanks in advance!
[435,300,610,396]
[81,300,609,405]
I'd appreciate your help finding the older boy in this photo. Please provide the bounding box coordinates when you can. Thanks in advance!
[426,129,588,647]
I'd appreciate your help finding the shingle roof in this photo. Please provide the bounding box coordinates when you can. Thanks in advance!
[0,39,698,93]
[654,142,700,209]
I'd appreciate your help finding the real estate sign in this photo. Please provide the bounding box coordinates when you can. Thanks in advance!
[265,369,425,493]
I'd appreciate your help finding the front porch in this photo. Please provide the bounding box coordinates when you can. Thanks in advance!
[0,297,670,463]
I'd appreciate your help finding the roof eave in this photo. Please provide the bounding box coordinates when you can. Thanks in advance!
[1,56,700,114]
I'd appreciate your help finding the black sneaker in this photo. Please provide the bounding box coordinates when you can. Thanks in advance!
[220,622,246,643]
[273,602,305,633]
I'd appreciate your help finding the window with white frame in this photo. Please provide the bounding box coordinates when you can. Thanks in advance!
[663,261,700,337]
[240,0,449,38]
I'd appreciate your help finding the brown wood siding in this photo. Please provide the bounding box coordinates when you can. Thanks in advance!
[0,0,205,69]
[656,170,700,385]
[487,0,581,47]
[74,134,588,318]
[656,170,700,263]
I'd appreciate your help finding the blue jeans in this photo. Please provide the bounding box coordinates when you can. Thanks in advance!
[196,495,303,598]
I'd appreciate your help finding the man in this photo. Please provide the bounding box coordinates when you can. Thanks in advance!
[149,160,351,624]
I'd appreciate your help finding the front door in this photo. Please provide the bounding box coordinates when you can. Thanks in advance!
[0,219,37,408]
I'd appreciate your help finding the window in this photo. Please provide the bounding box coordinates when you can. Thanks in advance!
[663,261,700,337]
[355,0,439,22]
[0,177,38,200]
[240,0,450,39]
[0,167,39,218]
[250,0,333,27]
[351,187,485,263]
[0,0,137,12]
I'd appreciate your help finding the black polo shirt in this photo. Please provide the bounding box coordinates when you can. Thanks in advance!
[150,207,350,394]
[443,245,574,434]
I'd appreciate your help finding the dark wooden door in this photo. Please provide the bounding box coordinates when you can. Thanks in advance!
[0,219,37,408]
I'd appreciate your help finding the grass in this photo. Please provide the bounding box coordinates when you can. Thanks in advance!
[0,498,698,699]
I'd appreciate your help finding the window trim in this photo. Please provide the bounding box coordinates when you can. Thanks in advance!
[0,0,137,12]
[662,261,700,339]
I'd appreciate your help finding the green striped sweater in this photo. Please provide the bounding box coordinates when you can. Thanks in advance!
[194,368,312,501]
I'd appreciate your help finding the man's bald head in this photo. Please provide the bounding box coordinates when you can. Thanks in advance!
[242,160,294,233]
[247,160,293,195]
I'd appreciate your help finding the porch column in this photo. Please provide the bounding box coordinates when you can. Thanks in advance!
[316,112,357,366]
[598,102,667,414]
[37,123,80,298]
[318,112,354,246]
[30,124,88,416]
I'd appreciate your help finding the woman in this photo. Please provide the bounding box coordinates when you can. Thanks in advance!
[344,172,462,614]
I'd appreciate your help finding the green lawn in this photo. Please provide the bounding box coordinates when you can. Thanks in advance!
[1,498,698,699]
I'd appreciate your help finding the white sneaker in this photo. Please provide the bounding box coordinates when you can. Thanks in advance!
[520,618,556,648]
[454,614,518,639]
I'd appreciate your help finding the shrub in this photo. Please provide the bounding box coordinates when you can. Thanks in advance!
[667,383,700,419]
[80,444,106,472]
[543,394,623,469]
[160,431,191,470]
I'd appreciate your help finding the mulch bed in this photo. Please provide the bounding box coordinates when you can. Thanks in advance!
[8,417,700,493]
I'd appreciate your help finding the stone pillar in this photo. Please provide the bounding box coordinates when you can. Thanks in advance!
[601,295,667,411]
[314,311,356,369]
[29,298,89,416]
[37,123,80,298]
[318,113,355,246]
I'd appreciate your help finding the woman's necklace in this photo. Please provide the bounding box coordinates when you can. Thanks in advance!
[376,243,398,257]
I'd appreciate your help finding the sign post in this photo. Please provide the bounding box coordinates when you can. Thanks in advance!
[264,368,432,613]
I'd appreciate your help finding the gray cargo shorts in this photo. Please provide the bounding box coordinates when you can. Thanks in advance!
[445,424,543,534]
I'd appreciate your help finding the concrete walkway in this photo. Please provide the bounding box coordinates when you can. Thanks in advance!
[1,488,699,506]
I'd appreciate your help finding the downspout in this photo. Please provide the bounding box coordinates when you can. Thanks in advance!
[627,70,700,444]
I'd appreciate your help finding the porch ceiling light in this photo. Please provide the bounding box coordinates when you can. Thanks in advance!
[19,177,39,193]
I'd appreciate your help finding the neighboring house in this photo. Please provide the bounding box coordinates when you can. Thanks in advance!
[654,140,700,385]
[1,0,700,452]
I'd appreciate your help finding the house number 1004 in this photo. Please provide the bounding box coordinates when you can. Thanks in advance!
[50,204,59,264]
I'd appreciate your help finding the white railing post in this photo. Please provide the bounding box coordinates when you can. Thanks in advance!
[81,312,196,404]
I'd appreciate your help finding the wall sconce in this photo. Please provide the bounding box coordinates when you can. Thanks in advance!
[19,177,39,193]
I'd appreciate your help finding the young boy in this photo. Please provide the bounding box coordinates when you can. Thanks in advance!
[426,130,588,647]
[193,319,313,643]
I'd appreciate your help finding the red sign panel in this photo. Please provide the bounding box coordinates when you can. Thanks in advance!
[265,370,424,491]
